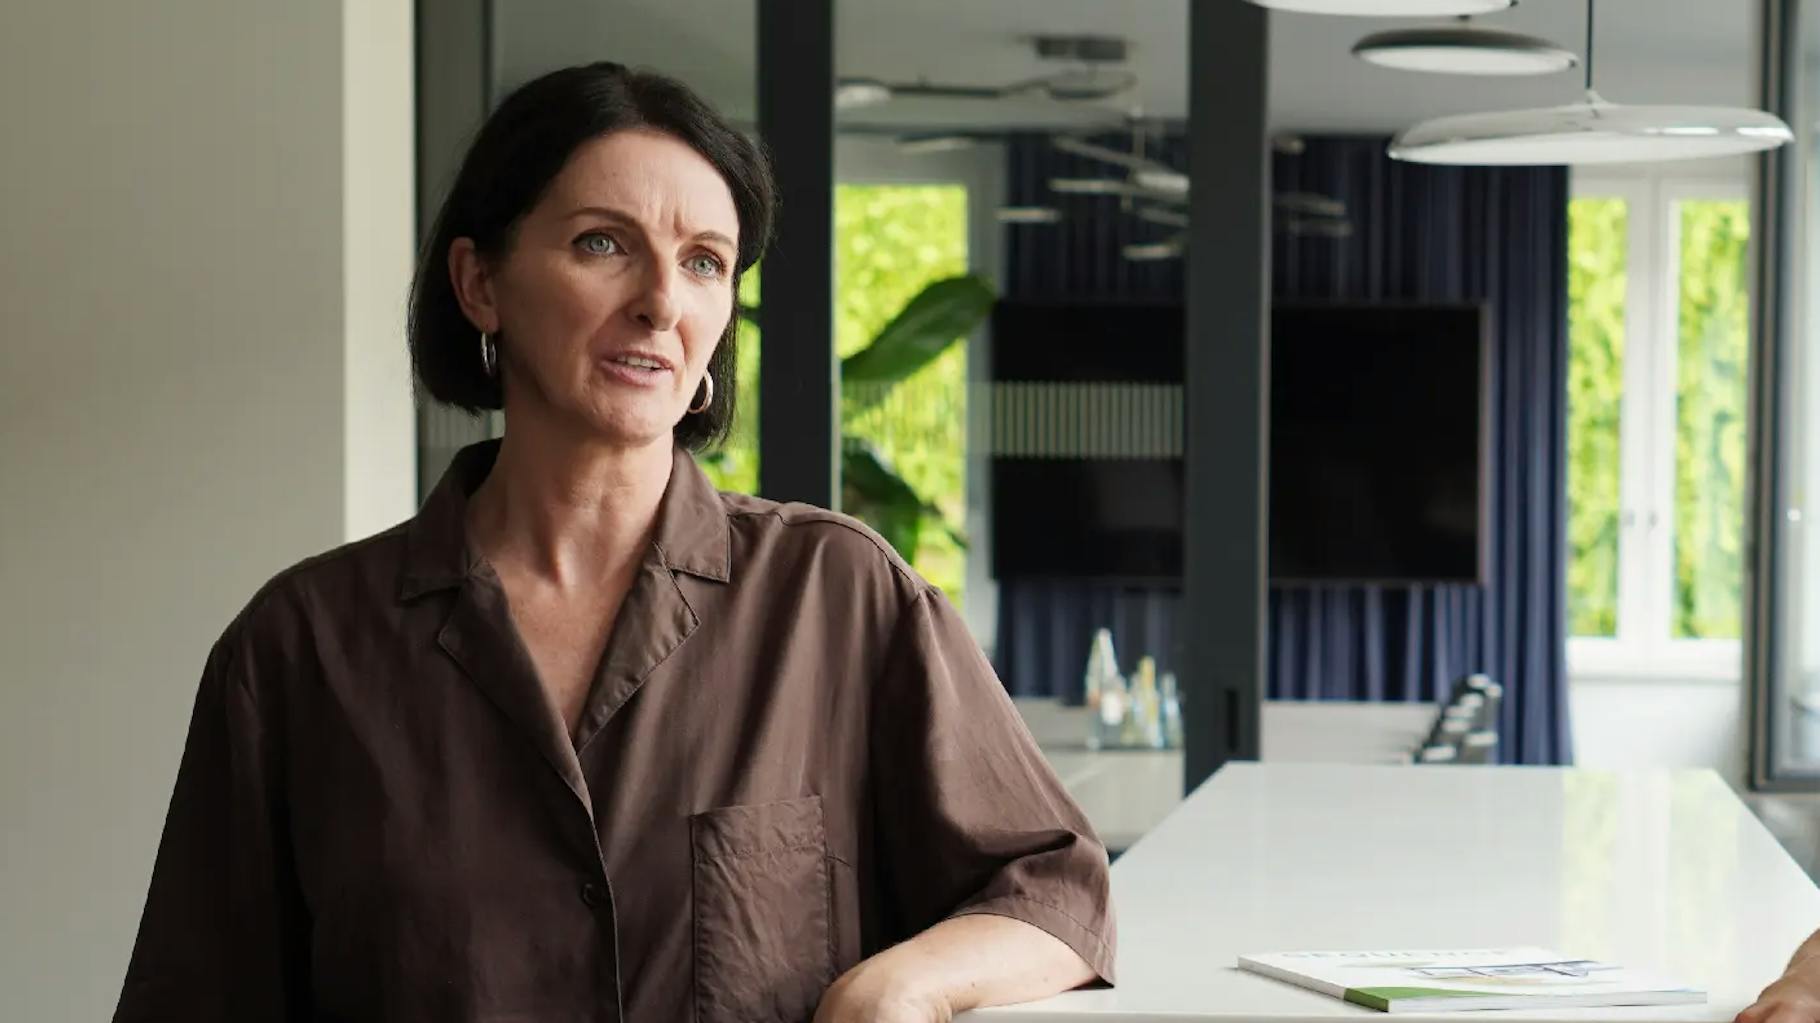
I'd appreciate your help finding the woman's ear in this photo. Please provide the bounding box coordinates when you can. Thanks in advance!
[448,237,500,335]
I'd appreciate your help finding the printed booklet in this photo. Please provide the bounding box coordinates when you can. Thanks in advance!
[1237,948,1705,1013]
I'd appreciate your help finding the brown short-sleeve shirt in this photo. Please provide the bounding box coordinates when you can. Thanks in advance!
[115,439,1115,1022]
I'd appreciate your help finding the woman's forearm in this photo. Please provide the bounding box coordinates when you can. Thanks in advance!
[1738,928,1820,1023]
[901,914,1099,1014]
[1791,928,1820,973]
[813,914,1099,1022]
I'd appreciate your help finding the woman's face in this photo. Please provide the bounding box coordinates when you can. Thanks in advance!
[455,129,740,447]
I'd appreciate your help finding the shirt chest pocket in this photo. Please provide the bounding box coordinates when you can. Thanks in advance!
[689,794,837,1023]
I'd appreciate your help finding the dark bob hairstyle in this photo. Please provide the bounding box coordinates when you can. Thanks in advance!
[409,62,775,451]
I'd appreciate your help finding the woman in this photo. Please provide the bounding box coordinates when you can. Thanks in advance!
[1743,931,1820,1023]
[115,62,1114,1022]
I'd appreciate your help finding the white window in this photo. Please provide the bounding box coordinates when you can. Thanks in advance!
[1567,174,1750,681]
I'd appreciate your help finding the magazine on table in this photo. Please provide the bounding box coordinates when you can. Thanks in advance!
[1237,947,1706,1013]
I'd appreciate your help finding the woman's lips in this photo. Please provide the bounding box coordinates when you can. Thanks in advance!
[597,353,673,388]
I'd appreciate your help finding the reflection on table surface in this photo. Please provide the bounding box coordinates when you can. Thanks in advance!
[971,763,1820,1023]
[1015,697,1437,850]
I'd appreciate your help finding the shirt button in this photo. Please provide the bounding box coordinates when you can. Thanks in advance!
[580,881,605,908]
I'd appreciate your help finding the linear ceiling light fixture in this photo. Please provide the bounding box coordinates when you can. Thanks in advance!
[1389,0,1793,164]
[996,206,1064,225]
[895,134,976,155]
[834,69,1136,112]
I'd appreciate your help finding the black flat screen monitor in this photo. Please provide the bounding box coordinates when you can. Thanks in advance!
[1269,302,1490,586]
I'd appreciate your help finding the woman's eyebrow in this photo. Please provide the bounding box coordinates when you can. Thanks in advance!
[692,229,736,251]
[565,206,733,251]
[565,204,637,224]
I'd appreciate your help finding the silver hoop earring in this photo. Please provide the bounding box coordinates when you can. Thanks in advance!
[688,372,714,415]
[480,331,498,378]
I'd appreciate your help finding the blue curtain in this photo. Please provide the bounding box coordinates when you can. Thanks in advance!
[994,583,1178,706]
[991,134,1572,766]
[1270,138,1571,765]
[994,131,1185,703]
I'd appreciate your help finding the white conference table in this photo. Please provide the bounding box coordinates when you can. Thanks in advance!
[1016,698,1438,849]
[966,763,1820,1022]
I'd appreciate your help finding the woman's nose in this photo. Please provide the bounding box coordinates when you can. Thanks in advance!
[631,258,681,333]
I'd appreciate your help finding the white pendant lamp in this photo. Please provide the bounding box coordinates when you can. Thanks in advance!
[1389,97,1795,165]
[1354,22,1578,76]
[1389,0,1793,165]
[1248,0,1512,14]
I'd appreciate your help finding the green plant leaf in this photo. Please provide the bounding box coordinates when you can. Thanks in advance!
[941,520,969,550]
[840,274,994,393]
[841,437,921,504]
[841,437,942,560]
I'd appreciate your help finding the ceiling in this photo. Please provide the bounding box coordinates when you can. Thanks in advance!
[493,0,1757,135]
[1267,0,1754,132]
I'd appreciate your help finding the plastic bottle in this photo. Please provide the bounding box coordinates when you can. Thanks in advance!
[1126,657,1160,748]
[1160,672,1184,750]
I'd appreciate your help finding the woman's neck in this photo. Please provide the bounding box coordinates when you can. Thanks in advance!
[465,418,675,590]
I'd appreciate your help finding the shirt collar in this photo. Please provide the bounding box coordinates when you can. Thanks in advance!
[651,444,733,583]
[398,438,732,601]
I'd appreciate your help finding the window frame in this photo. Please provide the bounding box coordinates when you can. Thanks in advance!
[1754,0,1820,790]
[1568,173,1749,684]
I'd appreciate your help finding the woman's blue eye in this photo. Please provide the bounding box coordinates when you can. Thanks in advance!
[688,254,725,278]
[579,233,618,256]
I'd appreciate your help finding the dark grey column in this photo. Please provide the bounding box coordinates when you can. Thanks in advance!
[1747,0,1803,790]
[1182,1,1270,791]
[413,0,497,500]
[756,0,838,508]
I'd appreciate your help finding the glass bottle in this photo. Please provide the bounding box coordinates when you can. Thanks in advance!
[1084,628,1125,750]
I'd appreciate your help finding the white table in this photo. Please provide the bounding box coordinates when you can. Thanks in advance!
[969,763,1820,1022]
[1015,699,1438,849]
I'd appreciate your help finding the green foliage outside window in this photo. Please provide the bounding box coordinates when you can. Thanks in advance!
[1567,198,1628,638]
[1673,200,1749,640]
[697,185,974,605]
[836,184,971,605]
[1565,195,1750,644]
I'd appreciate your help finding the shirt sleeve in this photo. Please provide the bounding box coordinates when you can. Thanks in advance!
[870,586,1117,985]
[114,629,309,1021]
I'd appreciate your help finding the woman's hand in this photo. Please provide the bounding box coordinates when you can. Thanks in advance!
[812,946,951,1023]
[1740,935,1820,1023]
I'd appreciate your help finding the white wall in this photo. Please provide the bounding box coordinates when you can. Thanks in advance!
[344,0,420,539]
[0,2,415,1016]
[1573,681,1749,788]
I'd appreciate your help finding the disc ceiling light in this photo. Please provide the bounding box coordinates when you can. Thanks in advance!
[1246,0,1512,15]
[1389,0,1793,164]
[1354,21,1578,76]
